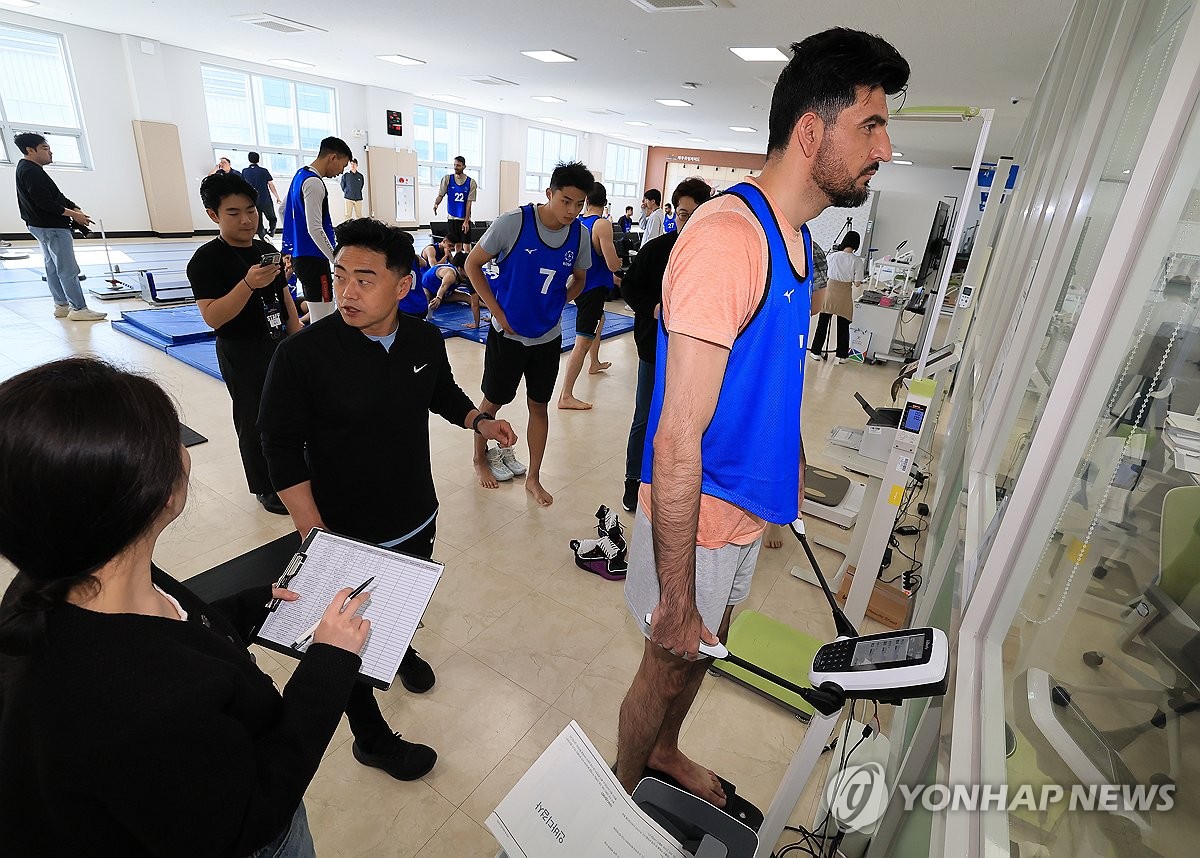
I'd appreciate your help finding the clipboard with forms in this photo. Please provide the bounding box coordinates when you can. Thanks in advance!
[254,528,443,690]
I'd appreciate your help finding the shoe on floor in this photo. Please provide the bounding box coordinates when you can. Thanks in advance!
[595,504,626,550]
[485,446,514,481]
[66,307,106,321]
[52,304,69,318]
[622,479,639,513]
[351,732,437,781]
[808,350,825,361]
[398,646,435,693]
[571,536,628,580]
[834,357,846,365]
[256,492,288,515]
[498,445,527,476]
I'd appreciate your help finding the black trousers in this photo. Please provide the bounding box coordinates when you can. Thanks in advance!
[214,335,280,495]
[810,313,851,359]
[256,205,278,240]
[344,516,436,741]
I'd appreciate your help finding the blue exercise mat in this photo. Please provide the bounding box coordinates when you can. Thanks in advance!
[111,319,172,352]
[429,302,490,336]
[167,341,223,382]
[121,305,214,344]
[448,304,635,352]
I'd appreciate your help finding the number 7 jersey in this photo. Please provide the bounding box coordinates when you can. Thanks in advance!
[490,204,582,338]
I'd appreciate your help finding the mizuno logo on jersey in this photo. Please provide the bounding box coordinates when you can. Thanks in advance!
[525,248,537,255]
[784,289,794,303]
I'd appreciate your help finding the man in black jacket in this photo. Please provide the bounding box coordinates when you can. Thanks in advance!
[259,217,516,781]
[619,177,711,513]
[12,132,105,321]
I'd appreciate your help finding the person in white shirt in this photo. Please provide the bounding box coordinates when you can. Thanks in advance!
[809,231,863,364]
[639,189,665,243]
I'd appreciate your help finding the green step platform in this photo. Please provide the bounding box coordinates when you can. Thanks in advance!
[712,609,825,721]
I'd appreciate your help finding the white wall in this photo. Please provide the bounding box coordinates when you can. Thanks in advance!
[870,164,982,258]
[0,12,648,237]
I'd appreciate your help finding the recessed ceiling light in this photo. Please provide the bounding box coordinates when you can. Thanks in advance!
[685,137,707,143]
[656,99,693,108]
[891,151,904,158]
[521,50,576,63]
[533,96,567,103]
[535,117,563,125]
[0,0,40,7]
[625,121,651,127]
[681,82,700,90]
[1122,169,1131,174]
[892,160,914,165]
[730,47,788,62]
[268,58,315,70]
[729,126,757,133]
[376,54,424,66]
[718,146,737,151]
[429,93,467,104]
[610,133,631,139]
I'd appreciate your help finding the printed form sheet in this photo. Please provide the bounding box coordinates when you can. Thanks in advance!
[255,529,442,689]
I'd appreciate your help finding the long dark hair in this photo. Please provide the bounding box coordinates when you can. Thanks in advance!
[0,358,184,655]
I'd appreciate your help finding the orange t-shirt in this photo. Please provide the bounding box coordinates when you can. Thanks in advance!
[640,177,809,548]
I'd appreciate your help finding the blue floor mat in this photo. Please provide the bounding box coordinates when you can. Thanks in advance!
[111,319,172,352]
[448,304,635,351]
[429,302,489,337]
[121,305,214,344]
[167,340,223,382]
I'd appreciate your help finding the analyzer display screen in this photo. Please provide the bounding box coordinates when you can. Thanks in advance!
[851,632,926,668]
[901,402,927,433]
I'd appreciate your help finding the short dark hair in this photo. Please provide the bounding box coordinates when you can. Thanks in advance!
[625,206,633,213]
[454,155,466,165]
[200,172,259,211]
[643,189,661,205]
[247,151,260,164]
[767,28,910,155]
[549,161,594,194]
[451,251,468,268]
[587,181,608,207]
[672,177,712,208]
[14,132,47,155]
[334,218,416,277]
[318,136,353,159]
[0,359,184,655]
[838,230,861,252]
[350,158,358,165]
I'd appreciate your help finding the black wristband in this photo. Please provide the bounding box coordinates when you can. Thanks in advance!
[472,412,494,434]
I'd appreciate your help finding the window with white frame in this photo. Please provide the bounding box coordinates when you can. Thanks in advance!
[201,65,337,191]
[605,143,643,200]
[526,126,579,193]
[0,24,89,167]
[412,105,483,189]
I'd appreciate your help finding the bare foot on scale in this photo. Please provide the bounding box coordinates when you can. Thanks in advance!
[588,361,612,374]
[474,459,499,489]
[526,477,554,506]
[558,395,593,410]
[647,747,726,807]
[764,522,785,549]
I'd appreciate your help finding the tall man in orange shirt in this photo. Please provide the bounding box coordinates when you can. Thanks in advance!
[615,28,909,805]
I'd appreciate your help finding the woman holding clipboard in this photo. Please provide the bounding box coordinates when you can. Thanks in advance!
[0,358,368,858]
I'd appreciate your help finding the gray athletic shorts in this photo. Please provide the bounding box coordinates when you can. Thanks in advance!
[624,506,762,638]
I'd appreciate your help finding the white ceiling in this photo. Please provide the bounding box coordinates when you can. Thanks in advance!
[12,0,1074,168]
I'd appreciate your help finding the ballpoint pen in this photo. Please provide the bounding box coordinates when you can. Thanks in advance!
[292,576,374,649]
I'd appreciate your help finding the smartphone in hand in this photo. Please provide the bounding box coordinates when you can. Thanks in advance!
[260,252,282,267]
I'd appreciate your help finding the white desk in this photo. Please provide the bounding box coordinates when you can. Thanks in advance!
[792,442,886,588]
[853,302,906,363]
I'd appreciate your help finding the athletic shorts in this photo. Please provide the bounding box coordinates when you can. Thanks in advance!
[291,256,333,304]
[574,287,606,338]
[447,218,469,244]
[482,327,562,406]
[624,506,761,639]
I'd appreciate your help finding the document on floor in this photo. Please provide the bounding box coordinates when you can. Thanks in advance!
[254,528,442,690]
[486,721,687,858]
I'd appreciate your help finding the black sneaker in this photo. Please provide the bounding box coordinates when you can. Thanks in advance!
[351,731,437,780]
[595,505,626,551]
[399,646,435,693]
[622,479,639,513]
[256,492,288,515]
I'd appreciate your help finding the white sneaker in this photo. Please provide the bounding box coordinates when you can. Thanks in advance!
[486,446,514,481]
[67,307,106,321]
[834,357,847,365]
[53,304,69,318]
[498,445,527,476]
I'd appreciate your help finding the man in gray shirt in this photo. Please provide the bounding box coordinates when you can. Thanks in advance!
[640,188,665,243]
[464,161,593,506]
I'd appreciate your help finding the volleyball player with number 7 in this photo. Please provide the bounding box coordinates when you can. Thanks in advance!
[464,161,594,506]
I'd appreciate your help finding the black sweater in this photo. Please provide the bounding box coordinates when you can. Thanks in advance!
[15,159,76,229]
[620,231,679,364]
[259,311,476,543]
[0,568,361,857]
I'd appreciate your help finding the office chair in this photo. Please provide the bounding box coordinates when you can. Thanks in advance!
[1076,485,1200,784]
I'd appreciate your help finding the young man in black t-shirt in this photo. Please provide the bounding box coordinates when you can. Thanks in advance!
[187,172,301,515]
